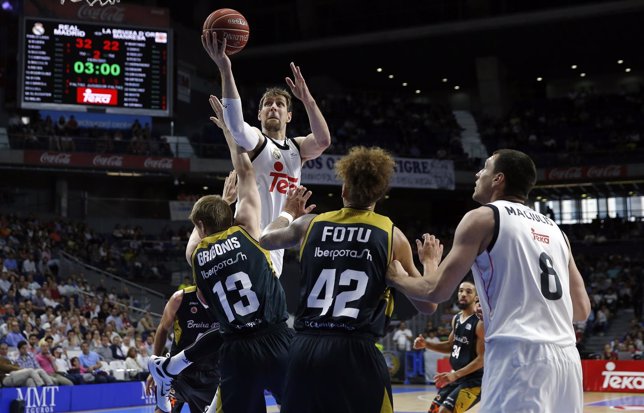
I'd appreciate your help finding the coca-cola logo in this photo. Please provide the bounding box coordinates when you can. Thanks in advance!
[546,165,626,181]
[92,154,123,167]
[77,5,125,22]
[39,152,71,165]
[143,158,173,169]
[601,362,644,390]
[586,165,625,178]
[546,167,582,181]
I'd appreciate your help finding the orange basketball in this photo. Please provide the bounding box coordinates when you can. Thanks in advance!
[202,8,250,56]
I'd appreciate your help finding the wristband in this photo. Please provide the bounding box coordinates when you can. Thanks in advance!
[279,211,294,224]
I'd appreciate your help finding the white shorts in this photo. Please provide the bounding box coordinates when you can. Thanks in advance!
[479,340,583,413]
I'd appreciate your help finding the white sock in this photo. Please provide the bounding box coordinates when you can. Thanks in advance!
[166,350,192,375]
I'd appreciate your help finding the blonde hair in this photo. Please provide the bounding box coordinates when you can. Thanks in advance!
[189,195,233,234]
[259,87,292,112]
[335,146,395,207]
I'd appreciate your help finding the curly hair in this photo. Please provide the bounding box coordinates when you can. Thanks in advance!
[189,195,233,234]
[259,87,292,112]
[335,146,395,207]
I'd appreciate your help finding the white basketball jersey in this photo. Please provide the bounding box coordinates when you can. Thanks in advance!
[251,135,302,276]
[471,200,575,346]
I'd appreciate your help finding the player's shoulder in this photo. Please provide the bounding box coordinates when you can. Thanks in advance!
[459,206,495,231]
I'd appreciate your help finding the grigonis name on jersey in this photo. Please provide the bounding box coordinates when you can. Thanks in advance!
[196,237,241,266]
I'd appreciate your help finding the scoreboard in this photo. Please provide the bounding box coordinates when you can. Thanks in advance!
[20,18,172,116]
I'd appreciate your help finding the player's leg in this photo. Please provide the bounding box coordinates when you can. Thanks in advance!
[436,382,461,413]
[451,384,481,413]
[281,333,392,413]
[148,327,221,397]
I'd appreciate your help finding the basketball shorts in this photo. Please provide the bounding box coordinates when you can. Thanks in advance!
[280,331,393,413]
[479,340,583,413]
[208,322,293,413]
[431,377,481,413]
[171,368,220,413]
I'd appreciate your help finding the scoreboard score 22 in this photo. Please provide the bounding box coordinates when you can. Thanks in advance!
[20,18,172,117]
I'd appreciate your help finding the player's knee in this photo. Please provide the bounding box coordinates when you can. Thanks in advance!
[437,406,453,413]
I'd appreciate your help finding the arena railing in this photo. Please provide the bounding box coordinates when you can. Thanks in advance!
[59,250,167,317]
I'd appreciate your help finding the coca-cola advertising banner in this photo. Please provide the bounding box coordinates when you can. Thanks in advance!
[24,151,189,173]
[24,0,170,28]
[582,360,643,393]
[545,165,628,181]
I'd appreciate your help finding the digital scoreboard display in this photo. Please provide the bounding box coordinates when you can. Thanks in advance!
[20,18,172,116]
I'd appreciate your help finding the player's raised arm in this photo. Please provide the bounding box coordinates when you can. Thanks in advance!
[201,31,263,153]
[209,95,261,238]
[287,62,331,162]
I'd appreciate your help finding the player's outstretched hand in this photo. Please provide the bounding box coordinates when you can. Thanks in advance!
[201,31,231,72]
[284,185,316,219]
[416,234,444,267]
[222,170,238,205]
[285,62,313,104]
[413,335,427,350]
[208,95,227,130]
[434,371,457,387]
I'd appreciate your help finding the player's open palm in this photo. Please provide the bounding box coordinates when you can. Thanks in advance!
[416,233,444,267]
[201,31,231,72]
[285,62,313,103]
[284,185,316,219]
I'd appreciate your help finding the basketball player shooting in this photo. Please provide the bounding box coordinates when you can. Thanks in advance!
[201,30,332,277]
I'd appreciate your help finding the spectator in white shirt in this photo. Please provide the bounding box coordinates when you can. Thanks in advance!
[393,321,413,352]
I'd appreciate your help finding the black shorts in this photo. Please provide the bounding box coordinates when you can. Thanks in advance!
[171,368,220,413]
[210,322,293,413]
[280,331,393,413]
[432,377,482,413]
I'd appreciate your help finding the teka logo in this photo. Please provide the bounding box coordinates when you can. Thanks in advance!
[77,88,117,105]
[40,152,71,165]
[140,381,156,405]
[601,362,644,390]
[92,154,123,167]
[531,228,550,244]
[15,386,60,412]
[269,161,298,194]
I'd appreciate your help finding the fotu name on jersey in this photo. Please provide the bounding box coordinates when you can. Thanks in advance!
[321,225,372,243]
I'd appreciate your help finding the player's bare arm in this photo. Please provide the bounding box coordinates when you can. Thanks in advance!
[563,232,591,321]
[203,31,264,153]
[186,227,201,267]
[413,329,454,354]
[145,290,183,396]
[387,207,493,303]
[209,95,261,239]
[391,227,438,314]
[260,185,316,250]
[287,62,331,162]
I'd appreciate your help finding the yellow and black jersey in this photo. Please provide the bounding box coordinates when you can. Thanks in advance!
[171,286,220,371]
[191,225,288,336]
[171,286,219,354]
[297,208,396,337]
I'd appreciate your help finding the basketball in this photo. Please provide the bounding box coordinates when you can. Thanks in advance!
[202,8,250,55]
